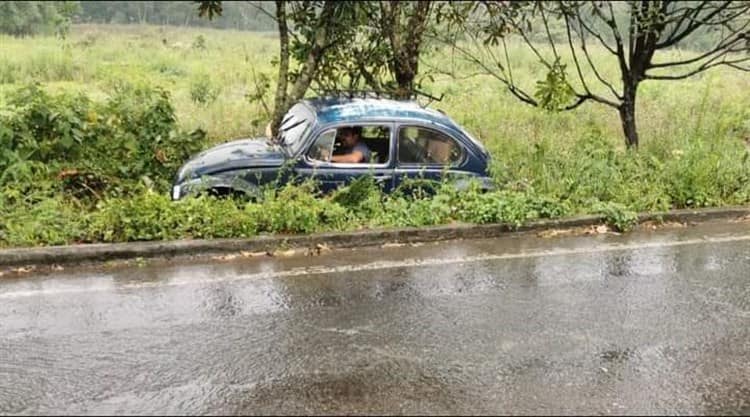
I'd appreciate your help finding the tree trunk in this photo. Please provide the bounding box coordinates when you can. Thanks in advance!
[382,1,431,100]
[618,84,639,148]
[271,1,335,137]
[270,0,290,139]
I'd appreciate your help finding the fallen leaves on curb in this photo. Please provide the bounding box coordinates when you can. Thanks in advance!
[306,244,330,256]
[381,242,406,248]
[211,254,239,261]
[267,249,299,258]
[638,220,688,230]
[537,228,577,238]
[7,266,37,275]
[210,245,333,260]
[212,251,277,261]
[537,224,616,238]
[593,225,611,234]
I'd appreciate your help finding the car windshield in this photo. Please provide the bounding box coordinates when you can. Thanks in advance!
[278,103,315,156]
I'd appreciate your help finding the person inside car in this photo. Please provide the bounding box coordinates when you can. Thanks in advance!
[331,126,372,163]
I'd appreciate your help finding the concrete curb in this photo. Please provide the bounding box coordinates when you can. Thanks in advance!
[1,205,749,268]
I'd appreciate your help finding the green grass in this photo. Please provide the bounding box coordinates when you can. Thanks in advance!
[1,24,749,247]
[2,24,749,146]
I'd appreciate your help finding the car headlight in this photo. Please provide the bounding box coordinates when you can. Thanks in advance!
[172,185,181,200]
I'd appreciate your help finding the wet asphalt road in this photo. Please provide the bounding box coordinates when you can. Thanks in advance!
[1,221,750,415]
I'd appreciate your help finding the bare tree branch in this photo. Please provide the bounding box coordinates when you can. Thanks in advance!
[585,2,631,78]
[646,56,750,80]
[425,0,749,148]
[575,13,623,100]
[562,94,590,110]
[576,9,618,55]
[539,4,559,58]
[563,12,621,108]
[515,23,555,70]
[656,1,733,48]
[247,2,278,23]
[502,36,515,86]
[661,0,710,42]
[649,31,748,69]
[448,31,538,106]
[628,1,637,62]
[565,13,593,95]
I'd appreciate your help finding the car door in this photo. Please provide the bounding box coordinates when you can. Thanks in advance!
[393,123,469,193]
[294,124,396,193]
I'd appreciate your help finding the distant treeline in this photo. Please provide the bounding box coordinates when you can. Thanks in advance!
[77,1,276,31]
[0,1,276,37]
[0,0,724,51]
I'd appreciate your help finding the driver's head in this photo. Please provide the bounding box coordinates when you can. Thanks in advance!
[339,126,361,147]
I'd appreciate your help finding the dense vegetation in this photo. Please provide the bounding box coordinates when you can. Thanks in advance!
[76,1,275,31]
[0,1,275,36]
[0,1,78,37]
[1,25,749,247]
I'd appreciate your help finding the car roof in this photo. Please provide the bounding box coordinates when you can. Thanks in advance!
[302,97,460,129]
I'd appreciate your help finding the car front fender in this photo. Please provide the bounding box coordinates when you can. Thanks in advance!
[172,172,260,201]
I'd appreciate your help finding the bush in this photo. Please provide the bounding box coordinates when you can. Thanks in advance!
[593,201,639,233]
[661,138,750,209]
[189,74,220,106]
[87,190,258,242]
[0,195,87,247]
[2,83,91,166]
[0,82,207,197]
[246,182,351,234]
[192,34,207,50]
[330,176,384,219]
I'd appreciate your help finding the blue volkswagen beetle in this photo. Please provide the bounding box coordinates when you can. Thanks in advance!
[171,96,493,200]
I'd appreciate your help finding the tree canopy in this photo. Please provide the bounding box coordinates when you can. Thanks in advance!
[438,0,750,147]
[78,1,276,31]
[0,1,79,37]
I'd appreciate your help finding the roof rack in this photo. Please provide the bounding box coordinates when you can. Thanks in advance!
[315,89,445,107]
[317,89,410,100]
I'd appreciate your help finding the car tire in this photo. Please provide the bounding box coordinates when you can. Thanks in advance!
[205,187,242,199]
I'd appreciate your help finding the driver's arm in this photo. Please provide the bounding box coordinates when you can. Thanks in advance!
[331,151,364,163]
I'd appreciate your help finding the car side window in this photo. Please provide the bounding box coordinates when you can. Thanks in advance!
[307,125,391,165]
[398,126,463,165]
[306,129,337,162]
[352,125,390,165]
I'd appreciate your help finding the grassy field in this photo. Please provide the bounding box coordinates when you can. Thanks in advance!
[1,24,749,247]
[2,24,748,148]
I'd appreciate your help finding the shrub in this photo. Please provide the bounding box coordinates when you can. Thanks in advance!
[593,201,639,233]
[2,83,91,165]
[246,182,351,234]
[0,82,208,197]
[0,195,86,247]
[330,176,384,219]
[189,74,220,106]
[192,34,207,50]
[86,190,258,242]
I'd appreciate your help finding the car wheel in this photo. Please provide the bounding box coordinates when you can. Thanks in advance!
[205,187,243,199]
